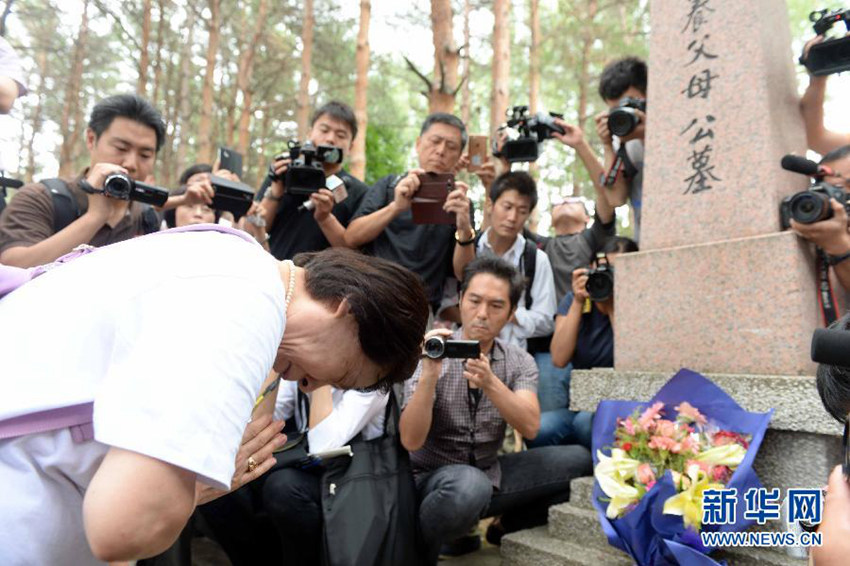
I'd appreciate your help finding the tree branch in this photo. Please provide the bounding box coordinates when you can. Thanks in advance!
[451,72,467,97]
[91,0,142,51]
[403,55,432,92]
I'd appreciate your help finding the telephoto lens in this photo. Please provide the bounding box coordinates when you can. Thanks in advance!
[788,191,832,225]
[586,268,614,302]
[607,108,641,137]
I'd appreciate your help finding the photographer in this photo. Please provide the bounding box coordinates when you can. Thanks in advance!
[594,56,647,241]
[0,94,190,268]
[790,146,850,293]
[475,171,557,351]
[0,242,430,564]
[345,112,476,313]
[258,101,369,259]
[800,34,850,155]
[400,257,591,562]
[533,237,638,450]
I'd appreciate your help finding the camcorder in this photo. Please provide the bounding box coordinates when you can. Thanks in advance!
[423,337,481,360]
[209,175,255,218]
[100,173,169,207]
[268,141,344,196]
[493,105,565,163]
[779,154,850,229]
[607,97,646,138]
[802,8,850,76]
[586,255,614,302]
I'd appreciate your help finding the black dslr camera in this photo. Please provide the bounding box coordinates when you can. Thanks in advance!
[423,337,481,360]
[101,173,169,207]
[209,175,255,218]
[493,105,565,163]
[269,141,344,196]
[607,97,647,138]
[802,8,850,76]
[780,182,848,229]
[585,255,614,302]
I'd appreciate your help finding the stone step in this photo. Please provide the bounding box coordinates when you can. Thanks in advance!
[501,526,632,566]
[569,476,596,511]
[716,546,806,566]
[548,502,611,552]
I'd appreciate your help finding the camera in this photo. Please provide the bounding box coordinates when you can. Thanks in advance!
[607,97,646,138]
[780,182,849,229]
[423,337,481,360]
[101,173,169,207]
[269,141,344,196]
[586,255,614,302]
[209,175,255,218]
[493,105,565,163]
[803,8,850,76]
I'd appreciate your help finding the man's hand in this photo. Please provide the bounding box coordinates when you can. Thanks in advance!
[464,354,497,390]
[392,169,424,213]
[595,112,614,147]
[454,154,470,174]
[310,188,335,222]
[421,328,453,377]
[552,118,585,148]
[214,168,241,183]
[572,268,590,304]
[811,465,850,565]
[195,414,286,506]
[183,176,215,206]
[444,181,471,232]
[802,35,826,68]
[791,199,850,255]
[240,202,269,245]
[84,163,131,222]
[475,159,497,190]
[268,156,291,199]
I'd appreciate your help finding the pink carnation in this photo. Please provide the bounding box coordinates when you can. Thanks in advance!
[623,418,636,436]
[655,419,678,439]
[648,436,679,452]
[679,435,699,454]
[638,401,665,432]
[686,459,712,474]
[675,401,707,426]
[712,465,732,483]
[636,463,656,486]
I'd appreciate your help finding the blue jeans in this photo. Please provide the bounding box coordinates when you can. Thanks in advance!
[534,353,572,412]
[415,445,592,564]
[526,408,594,450]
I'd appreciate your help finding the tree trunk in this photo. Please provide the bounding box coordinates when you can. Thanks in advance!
[296,0,314,140]
[159,31,179,187]
[460,0,471,126]
[197,0,221,164]
[574,0,596,191]
[58,0,89,177]
[490,0,510,137]
[429,0,458,113]
[175,0,195,175]
[529,0,540,115]
[255,109,272,188]
[349,0,370,180]
[236,0,268,157]
[137,0,152,96]
[151,0,167,106]
[25,49,48,182]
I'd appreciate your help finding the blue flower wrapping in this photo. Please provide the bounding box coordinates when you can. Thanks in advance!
[590,369,774,565]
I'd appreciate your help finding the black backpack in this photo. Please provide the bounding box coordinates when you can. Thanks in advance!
[40,178,160,235]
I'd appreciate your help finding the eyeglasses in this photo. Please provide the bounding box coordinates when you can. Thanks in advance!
[551,197,584,208]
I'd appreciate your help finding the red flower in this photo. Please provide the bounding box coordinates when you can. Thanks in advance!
[713,430,750,449]
[622,442,633,452]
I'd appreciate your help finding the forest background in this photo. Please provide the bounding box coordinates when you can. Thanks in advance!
[0,0,844,235]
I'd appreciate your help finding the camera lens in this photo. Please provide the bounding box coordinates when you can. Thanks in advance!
[608,108,639,137]
[586,270,614,302]
[424,337,446,359]
[103,174,132,200]
[789,191,832,224]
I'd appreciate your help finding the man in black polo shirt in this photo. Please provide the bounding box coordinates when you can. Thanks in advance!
[258,101,369,260]
[344,113,475,313]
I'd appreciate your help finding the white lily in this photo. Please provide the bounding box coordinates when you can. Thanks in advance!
[694,443,747,467]
[595,449,642,519]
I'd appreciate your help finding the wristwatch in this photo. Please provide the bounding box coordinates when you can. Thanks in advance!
[455,228,476,246]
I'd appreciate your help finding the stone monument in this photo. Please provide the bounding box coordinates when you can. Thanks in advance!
[503,0,841,564]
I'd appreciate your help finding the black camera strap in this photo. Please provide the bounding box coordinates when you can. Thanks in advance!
[817,249,840,326]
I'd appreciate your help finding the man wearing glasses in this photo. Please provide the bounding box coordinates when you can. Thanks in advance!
[790,145,850,293]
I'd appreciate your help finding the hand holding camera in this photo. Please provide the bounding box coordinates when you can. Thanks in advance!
[607,97,647,142]
[463,354,496,390]
[791,198,850,255]
[801,8,850,76]
[443,180,471,231]
[268,141,344,196]
[492,105,565,163]
[393,169,424,213]
[571,268,591,304]
[267,154,292,198]
[586,256,615,302]
[551,118,585,149]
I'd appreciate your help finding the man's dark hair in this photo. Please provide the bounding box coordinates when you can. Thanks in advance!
[311,100,358,141]
[602,236,639,255]
[293,248,429,393]
[460,256,525,312]
[820,144,850,165]
[490,171,538,212]
[817,314,850,423]
[598,56,648,101]
[88,94,166,152]
[420,112,468,150]
[178,163,212,186]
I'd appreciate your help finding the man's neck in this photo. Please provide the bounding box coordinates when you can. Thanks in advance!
[486,229,519,256]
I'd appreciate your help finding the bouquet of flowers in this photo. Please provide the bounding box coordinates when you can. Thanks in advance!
[591,369,773,565]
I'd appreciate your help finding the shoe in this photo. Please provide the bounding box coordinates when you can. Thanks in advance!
[439,534,481,557]
[485,518,506,546]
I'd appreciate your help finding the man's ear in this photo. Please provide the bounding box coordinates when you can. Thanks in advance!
[85,128,96,152]
[333,297,352,318]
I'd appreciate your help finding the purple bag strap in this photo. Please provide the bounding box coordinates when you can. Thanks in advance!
[0,223,258,440]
